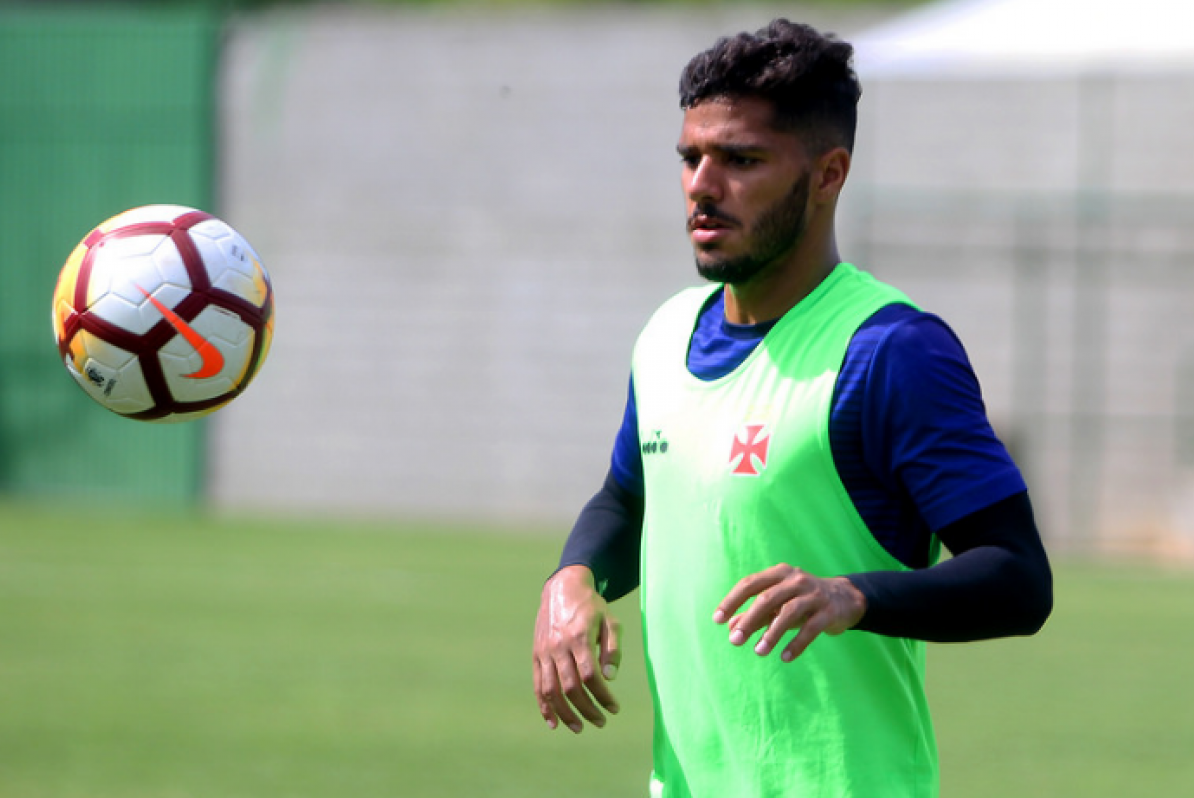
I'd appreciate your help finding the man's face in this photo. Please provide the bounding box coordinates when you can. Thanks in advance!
[677,96,812,286]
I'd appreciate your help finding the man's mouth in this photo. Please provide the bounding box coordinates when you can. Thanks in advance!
[687,212,735,233]
[688,212,736,245]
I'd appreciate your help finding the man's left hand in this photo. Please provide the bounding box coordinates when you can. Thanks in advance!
[713,564,867,662]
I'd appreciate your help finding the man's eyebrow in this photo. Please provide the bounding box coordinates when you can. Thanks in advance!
[676,142,769,157]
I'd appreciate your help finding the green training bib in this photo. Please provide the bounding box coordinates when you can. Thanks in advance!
[633,264,938,798]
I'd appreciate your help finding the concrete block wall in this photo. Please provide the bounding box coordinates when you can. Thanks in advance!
[209,4,1194,553]
[210,5,894,526]
[849,70,1194,552]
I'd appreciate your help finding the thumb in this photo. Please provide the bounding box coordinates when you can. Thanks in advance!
[598,613,623,681]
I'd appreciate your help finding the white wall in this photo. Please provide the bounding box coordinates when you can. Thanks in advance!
[210,4,896,526]
[210,4,1194,555]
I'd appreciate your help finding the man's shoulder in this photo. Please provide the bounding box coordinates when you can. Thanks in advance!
[841,304,978,408]
[854,304,966,362]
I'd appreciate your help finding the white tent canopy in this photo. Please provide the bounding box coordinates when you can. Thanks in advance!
[853,0,1194,76]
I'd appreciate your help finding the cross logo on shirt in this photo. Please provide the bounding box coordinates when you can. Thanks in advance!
[729,423,770,476]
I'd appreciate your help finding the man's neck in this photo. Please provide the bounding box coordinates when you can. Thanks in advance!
[723,254,839,325]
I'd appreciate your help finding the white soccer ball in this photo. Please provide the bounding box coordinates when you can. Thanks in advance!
[51,205,275,422]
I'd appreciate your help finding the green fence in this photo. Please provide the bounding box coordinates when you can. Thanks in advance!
[0,4,220,504]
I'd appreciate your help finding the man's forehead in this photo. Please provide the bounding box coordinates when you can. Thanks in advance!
[678,97,797,149]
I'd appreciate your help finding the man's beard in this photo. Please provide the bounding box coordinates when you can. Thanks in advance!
[691,171,811,286]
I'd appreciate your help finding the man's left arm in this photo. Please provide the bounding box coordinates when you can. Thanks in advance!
[713,491,1052,660]
[847,489,1052,641]
[714,309,1053,659]
[843,308,1053,641]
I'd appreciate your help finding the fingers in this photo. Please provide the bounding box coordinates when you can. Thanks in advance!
[551,647,607,732]
[580,614,622,719]
[599,613,623,683]
[717,564,806,641]
[732,592,826,660]
[531,575,621,734]
[533,647,594,733]
[531,635,604,733]
[744,593,810,650]
[779,615,831,662]
[533,656,560,729]
[534,644,620,735]
[714,566,860,663]
[713,564,788,624]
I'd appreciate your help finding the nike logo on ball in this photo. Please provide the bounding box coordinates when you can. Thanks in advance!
[137,286,225,379]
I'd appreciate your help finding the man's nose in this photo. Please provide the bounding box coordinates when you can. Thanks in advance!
[685,157,722,204]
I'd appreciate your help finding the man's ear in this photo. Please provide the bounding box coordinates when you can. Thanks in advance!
[813,147,851,203]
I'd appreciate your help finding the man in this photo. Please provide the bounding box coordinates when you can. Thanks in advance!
[532,19,1052,798]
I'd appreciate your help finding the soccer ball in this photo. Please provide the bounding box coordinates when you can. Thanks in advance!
[51,205,275,423]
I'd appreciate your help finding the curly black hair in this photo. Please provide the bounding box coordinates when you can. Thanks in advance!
[679,19,861,154]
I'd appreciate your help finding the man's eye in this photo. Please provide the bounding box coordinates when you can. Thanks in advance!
[728,155,758,167]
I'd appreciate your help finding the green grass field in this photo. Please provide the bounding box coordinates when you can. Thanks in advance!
[2,501,1193,797]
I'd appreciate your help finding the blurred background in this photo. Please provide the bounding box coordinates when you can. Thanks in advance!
[4,0,1194,796]
[6,0,1194,554]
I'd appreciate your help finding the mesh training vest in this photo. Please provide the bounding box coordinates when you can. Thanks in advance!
[633,264,938,798]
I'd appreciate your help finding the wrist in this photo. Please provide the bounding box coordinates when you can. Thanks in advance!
[835,576,868,629]
[547,563,597,592]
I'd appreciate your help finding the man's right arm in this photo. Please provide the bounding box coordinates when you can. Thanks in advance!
[556,375,646,599]
[533,477,642,733]
[555,468,644,601]
[533,379,645,732]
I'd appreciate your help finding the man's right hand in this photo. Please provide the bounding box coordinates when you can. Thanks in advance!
[532,565,622,733]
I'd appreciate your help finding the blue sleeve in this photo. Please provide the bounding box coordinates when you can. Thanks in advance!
[849,491,1052,640]
[863,312,1026,532]
[554,374,644,600]
[610,375,644,497]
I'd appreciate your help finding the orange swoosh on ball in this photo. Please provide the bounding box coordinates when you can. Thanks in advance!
[137,287,225,379]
